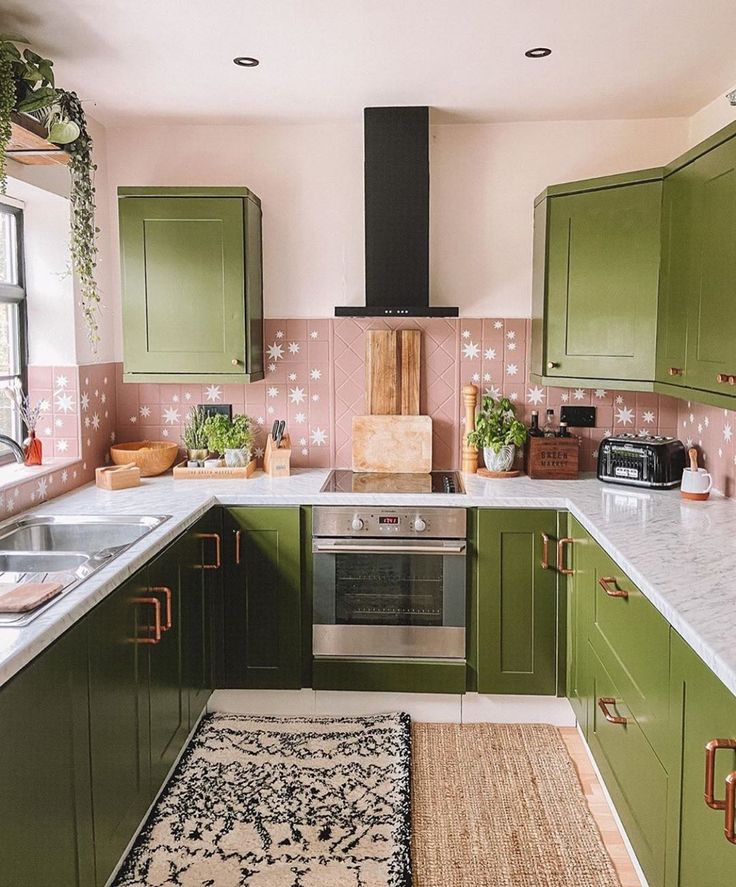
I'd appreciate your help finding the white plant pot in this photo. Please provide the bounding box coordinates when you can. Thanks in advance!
[224,447,250,468]
[483,444,515,472]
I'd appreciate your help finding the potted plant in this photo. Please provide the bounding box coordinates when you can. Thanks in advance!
[0,35,101,347]
[182,405,210,464]
[203,413,254,467]
[466,395,528,472]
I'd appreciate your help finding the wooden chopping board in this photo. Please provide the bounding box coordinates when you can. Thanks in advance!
[352,415,432,473]
[366,329,421,415]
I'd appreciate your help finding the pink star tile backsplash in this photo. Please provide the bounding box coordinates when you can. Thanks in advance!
[6,319,735,510]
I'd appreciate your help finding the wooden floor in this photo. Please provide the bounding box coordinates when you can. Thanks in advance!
[560,727,643,886]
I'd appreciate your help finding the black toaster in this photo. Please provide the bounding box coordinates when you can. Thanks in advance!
[597,433,686,488]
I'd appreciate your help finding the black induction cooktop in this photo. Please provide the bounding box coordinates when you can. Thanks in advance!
[320,470,465,495]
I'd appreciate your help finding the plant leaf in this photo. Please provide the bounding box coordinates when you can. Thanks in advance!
[0,34,30,43]
[38,62,54,86]
[47,120,80,145]
[16,86,58,112]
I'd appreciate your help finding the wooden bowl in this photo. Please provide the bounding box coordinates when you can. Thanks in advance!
[109,441,179,477]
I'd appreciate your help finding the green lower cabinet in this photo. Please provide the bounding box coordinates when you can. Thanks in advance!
[88,570,151,886]
[187,510,221,723]
[312,658,467,693]
[672,633,736,886]
[474,509,561,695]
[223,507,302,688]
[0,622,94,887]
[566,518,595,734]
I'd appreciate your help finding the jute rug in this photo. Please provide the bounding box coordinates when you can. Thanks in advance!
[411,723,621,887]
[114,712,411,887]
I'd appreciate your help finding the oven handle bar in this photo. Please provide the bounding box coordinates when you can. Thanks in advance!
[312,541,466,555]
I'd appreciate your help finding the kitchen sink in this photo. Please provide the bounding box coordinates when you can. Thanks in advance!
[0,514,170,627]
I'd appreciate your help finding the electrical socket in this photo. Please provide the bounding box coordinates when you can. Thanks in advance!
[560,405,596,428]
[200,403,232,419]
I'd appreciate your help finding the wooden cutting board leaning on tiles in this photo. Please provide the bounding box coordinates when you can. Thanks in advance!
[352,329,432,474]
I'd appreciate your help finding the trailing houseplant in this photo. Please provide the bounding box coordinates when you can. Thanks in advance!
[466,395,528,472]
[0,35,101,346]
[182,405,210,462]
[203,413,255,467]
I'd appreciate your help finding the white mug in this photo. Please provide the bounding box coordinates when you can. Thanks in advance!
[681,467,713,497]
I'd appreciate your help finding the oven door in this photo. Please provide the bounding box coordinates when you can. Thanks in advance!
[312,537,466,660]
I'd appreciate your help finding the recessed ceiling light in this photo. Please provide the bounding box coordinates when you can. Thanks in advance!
[525,47,552,58]
[233,56,259,67]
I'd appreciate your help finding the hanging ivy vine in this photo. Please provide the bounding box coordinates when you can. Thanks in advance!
[0,48,13,192]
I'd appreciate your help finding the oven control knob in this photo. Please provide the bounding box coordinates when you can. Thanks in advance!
[413,517,427,532]
[351,516,364,531]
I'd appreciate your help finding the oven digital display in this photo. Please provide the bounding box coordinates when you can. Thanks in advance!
[379,516,400,525]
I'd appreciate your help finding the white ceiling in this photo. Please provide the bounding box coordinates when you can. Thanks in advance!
[3,0,736,126]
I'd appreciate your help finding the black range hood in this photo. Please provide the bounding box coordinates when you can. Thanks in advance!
[335,106,458,317]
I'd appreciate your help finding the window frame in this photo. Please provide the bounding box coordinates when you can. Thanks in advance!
[0,202,29,464]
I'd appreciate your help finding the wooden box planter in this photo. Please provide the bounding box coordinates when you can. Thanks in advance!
[525,435,580,480]
[7,111,70,166]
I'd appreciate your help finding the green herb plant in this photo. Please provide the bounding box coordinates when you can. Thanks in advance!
[182,405,210,451]
[466,395,528,454]
[203,413,254,455]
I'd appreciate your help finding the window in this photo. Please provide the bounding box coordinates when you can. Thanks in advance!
[0,203,28,454]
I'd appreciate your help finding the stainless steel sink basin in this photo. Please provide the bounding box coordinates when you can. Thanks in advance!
[0,514,170,627]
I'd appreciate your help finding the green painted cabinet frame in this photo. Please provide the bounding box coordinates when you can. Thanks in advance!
[119,187,263,383]
[473,508,563,696]
[566,516,594,734]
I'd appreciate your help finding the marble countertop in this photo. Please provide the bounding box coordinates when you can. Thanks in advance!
[1,468,735,698]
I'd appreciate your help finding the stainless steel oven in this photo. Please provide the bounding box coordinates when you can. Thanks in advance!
[312,506,467,660]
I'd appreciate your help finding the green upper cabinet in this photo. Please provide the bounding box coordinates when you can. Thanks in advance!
[119,187,263,383]
[532,170,663,386]
[474,508,562,696]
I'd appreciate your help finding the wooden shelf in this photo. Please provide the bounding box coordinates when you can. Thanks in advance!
[7,111,70,166]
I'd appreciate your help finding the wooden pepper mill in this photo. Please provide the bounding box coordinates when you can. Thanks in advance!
[462,383,479,474]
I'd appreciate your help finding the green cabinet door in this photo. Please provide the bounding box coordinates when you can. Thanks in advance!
[223,507,302,689]
[566,518,594,734]
[147,542,189,792]
[673,633,736,886]
[0,623,94,887]
[475,509,561,695]
[119,188,264,382]
[681,135,736,395]
[540,174,662,382]
[88,571,151,885]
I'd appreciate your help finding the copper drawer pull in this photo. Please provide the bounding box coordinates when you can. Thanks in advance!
[556,537,573,575]
[704,739,736,809]
[133,596,162,645]
[195,532,221,570]
[598,697,627,725]
[541,533,551,570]
[149,586,172,631]
[598,576,628,599]
[725,773,736,844]
[716,373,736,385]
[234,529,241,565]
[668,367,684,376]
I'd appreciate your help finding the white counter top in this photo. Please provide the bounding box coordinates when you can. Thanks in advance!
[1,468,735,699]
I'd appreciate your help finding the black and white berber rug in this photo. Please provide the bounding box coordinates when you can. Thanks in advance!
[114,712,412,887]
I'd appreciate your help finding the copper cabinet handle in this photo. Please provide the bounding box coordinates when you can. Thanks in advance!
[133,596,162,645]
[541,533,551,570]
[597,697,627,725]
[716,373,735,385]
[598,576,628,599]
[704,739,736,809]
[668,367,684,376]
[234,529,241,565]
[195,532,221,570]
[556,537,573,575]
[149,586,172,631]
[725,773,736,844]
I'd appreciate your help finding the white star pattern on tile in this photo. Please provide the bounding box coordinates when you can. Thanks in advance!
[129,416,137,423]
[704,416,710,428]
[36,478,48,500]
[254,447,264,459]
[55,374,68,389]
[573,388,586,400]
[299,437,307,446]
[615,406,634,425]
[527,386,545,405]
[616,395,624,405]
[267,406,275,415]
[724,424,733,442]
[642,410,655,424]
[312,393,320,402]
[289,387,306,404]
[471,373,480,383]
[561,393,569,402]
[91,413,101,430]
[268,363,276,373]
[310,427,327,446]
[485,385,502,399]
[288,342,300,354]
[184,392,192,401]
[483,373,491,382]
[288,373,297,382]
[506,363,518,376]
[61,470,68,483]
[484,348,496,360]
[493,321,503,329]
[310,330,319,339]
[38,398,50,412]
[55,418,63,428]
[274,330,284,339]
[161,429,169,437]
[84,417,90,428]
[686,436,694,448]
[509,392,518,401]
[257,416,265,425]
[507,342,517,351]
[462,341,480,359]
[462,330,470,338]
[302,448,308,456]
[140,405,151,418]
[595,389,607,399]
[163,407,180,425]
[718,448,723,458]
[205,385,222,402]
[689,413,694,423]
[267,386,279,398]
[267,343,284,361]
[44,426,52,436]
[80,393,89,411]
[56,439,69,452]
[55,392,74,413]
[697,423,703,434]
[506,330,516,340]
[110,432,116,443]
[171,394,177,403]
[294,412,306,424]
[310,368,322,381]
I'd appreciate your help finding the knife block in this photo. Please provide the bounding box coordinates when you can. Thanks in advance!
[263,433,291,477]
